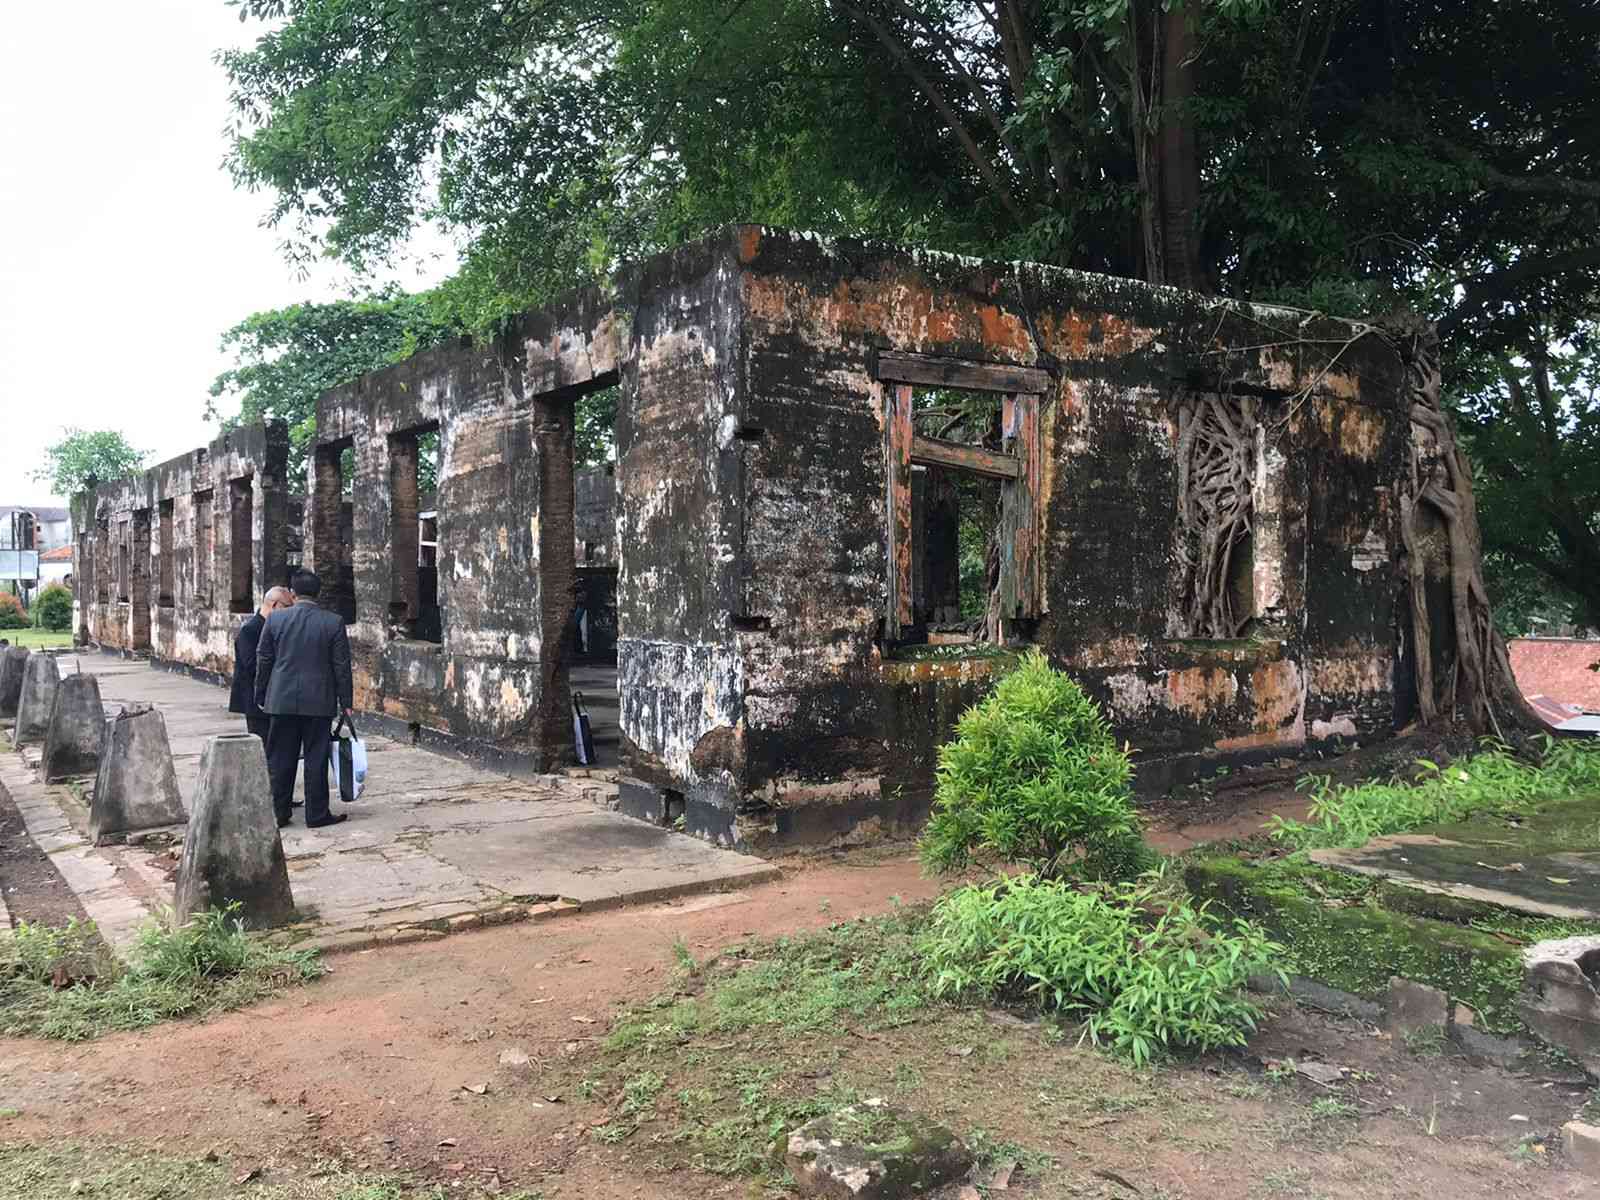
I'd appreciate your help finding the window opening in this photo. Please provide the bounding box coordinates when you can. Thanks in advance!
[117,520,130,602]
[313,440,357,623]
[193,489,214,607]
[157,498,175,607]
[229,475,255,614]
[389,422,442,643]
[880,353,1048,650]
[95,518,110,603]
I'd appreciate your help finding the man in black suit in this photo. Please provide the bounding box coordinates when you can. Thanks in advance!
[229,586,292,742]
[254,569,354,830]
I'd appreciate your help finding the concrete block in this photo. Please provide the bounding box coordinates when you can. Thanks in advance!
[12,652,60,746]
[1564,1121,1600,1178]
[90,704,187,843]
[0,646,27,719]
[1519,937,1600,1073]
[175,732,295,930]
[1386,975,1448,1039]
[41,673,107,781]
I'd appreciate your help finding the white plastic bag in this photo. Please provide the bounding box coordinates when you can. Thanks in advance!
[330,715,368,802]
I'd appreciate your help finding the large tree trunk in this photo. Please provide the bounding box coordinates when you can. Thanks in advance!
[1390,317,1547,743]
[1129,1,1205,290]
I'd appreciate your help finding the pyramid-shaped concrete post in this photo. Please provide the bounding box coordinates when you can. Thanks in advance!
[90,704,187,843]
[41,673,107,782]
[0,646,28,721]
[174,733,294,930]
[12,653,60,746]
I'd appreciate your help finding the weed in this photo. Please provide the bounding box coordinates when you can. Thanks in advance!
[669,937,699,977]
[620,1070,666,1116]
[1403,1024,1447,1058]
[921,874,1283,1064]
[1308,1097,1357,1120]
[0,905,322,1041]
[590,1122,634,1145]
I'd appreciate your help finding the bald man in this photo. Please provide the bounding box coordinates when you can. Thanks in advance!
[230,585,293,743]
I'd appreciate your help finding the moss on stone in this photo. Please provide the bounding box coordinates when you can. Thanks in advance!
[1186,855,1531,1034]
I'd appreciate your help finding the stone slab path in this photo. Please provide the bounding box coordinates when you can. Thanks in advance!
[1310,796,1600,920]
[1,653,778,955]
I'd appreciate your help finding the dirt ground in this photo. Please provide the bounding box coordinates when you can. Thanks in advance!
[1,817,1594,1200]
[0,758,88,929]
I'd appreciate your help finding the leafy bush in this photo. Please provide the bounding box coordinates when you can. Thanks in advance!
[921,875,1282,1064]
[32,583,73,632]
[920,649,1152,881]
[0,591,27,630]
[1270,737,1600,850]
[0,905,322,1040]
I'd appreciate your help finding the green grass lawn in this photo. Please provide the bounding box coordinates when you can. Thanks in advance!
[0,627,72,650]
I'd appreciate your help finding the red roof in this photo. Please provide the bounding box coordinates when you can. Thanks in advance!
[1510,638,1600,712]
[38,545,73,563]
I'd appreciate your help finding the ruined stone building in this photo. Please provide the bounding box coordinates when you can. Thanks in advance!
[76,226,1419,851]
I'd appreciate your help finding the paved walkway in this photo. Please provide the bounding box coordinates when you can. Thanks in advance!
[1,654,777,954]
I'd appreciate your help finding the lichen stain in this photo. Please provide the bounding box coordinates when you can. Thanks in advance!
[1044,311,1157,360]
[1248,659,1302,731]
[1167,666,1239,715]
[1317,398,1386,461]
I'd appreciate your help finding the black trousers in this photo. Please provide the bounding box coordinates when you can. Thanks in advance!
[266,714,333,824]
[245,713,271,742]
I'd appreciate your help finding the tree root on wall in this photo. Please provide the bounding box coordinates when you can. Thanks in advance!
[1389,317,1545,742]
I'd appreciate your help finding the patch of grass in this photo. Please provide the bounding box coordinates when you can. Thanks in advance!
[1269,739,1600,851]
[0,628,72,651]
[0,905,323,1041]
[0,1143,541,1200]
[706,912,928,1037]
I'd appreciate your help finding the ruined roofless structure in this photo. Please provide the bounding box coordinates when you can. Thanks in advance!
[74,226,1435,852]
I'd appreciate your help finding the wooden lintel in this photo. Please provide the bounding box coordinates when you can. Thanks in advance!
[876,352,1052,395]
[909,435,1021,479]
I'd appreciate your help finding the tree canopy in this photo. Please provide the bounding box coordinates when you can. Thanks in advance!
[219,0,1600,640]
[222,0,1600,348]
[32,429,147,499]
[209,291,454,486]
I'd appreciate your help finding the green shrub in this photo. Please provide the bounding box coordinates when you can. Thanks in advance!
[33,583,73,632]
[0,591,27,630]
[920,649,1152,881]
[1270,737,1600,851]
[920,875,1283,1064]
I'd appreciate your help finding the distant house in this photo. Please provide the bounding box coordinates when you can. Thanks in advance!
[0,505,73,607]
[1509,637,1600,736]
[38,543,73,589]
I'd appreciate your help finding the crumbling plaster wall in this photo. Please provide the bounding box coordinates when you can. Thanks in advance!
[677,226,1411,847]
[72,424,291,677]
[307,290,619,769]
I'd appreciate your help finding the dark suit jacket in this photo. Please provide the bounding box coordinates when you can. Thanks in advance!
[254,598,354,718]
[229,612,265,717]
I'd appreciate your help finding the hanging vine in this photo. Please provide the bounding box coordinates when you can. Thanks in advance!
[1388,316,1545,741]
[1175,392,1259,638]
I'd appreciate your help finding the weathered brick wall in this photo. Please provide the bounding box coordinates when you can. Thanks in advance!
[73,424,292,678]
[701,227,1409,845]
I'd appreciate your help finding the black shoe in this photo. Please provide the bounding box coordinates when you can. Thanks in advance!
[306,814,348,829]
[277,815,293,828]
[291,801,304,808]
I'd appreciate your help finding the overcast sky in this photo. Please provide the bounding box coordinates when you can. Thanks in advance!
[0,1,457,507]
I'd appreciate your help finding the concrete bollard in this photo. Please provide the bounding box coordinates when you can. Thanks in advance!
[89,704,187,843]
[0,645,31,721]
[174,733,294,930]
[12,653,60,746]
[41,673,107,782]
